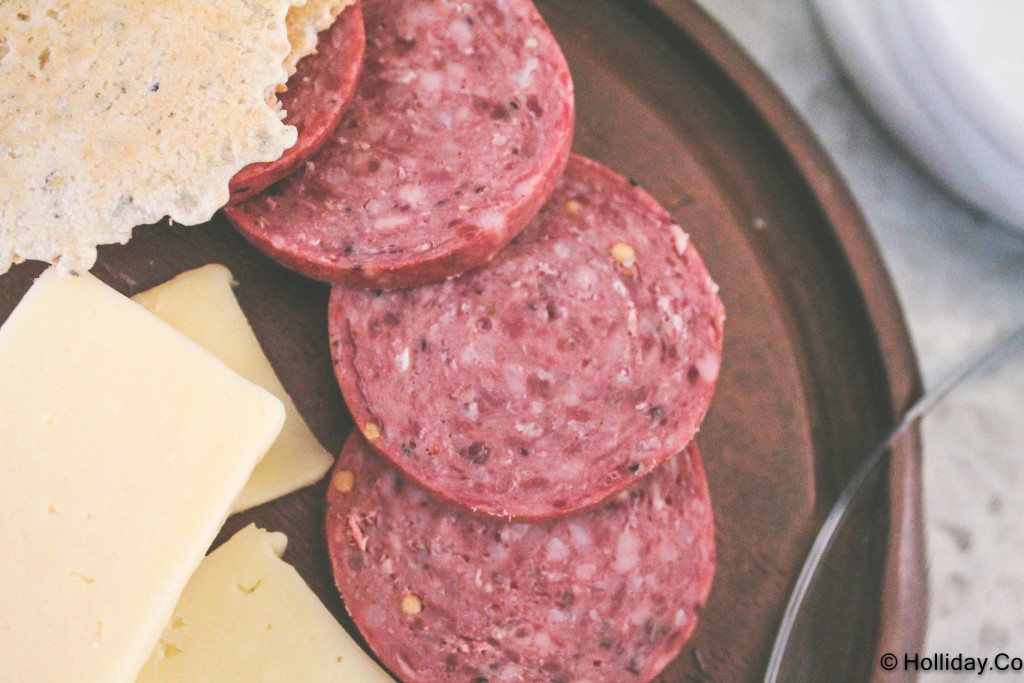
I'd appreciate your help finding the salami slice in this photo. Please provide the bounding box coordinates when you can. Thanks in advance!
[329,155,725,520]
[224,0,575,289]
[228,2,366,202]
[325,432,715,683]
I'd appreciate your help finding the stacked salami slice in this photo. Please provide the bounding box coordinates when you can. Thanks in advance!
[326,433,714,683]
[228,2,368,203]
[225,0,574,288]
[221,1,724,681]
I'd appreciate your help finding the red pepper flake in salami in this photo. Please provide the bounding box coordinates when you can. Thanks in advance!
[325,432,715,683]
[329,154,725,520]
[224,0,574,289]
[229,2,367,202]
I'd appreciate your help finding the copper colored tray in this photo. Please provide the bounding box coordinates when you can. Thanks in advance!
[0,1,922,681]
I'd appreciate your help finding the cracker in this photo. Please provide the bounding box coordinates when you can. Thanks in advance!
[0,0,302,274]
[283,0,354,76]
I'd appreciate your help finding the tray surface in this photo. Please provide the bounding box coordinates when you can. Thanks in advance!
[0,1,920,681]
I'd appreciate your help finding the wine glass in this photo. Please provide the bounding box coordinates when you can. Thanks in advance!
[765,326,1024,682]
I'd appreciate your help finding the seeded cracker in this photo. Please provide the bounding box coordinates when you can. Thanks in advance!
[284,0,354,76]
[0,0,302,274]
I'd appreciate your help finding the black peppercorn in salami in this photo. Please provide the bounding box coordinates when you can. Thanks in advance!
[225,0,574,288]
[329,154,725,520]
[325,432,715,683]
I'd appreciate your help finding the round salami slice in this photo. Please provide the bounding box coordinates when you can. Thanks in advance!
[228,2,366,202]
[224,0,575,289]
[325,432,716,683]
[329,154,725,520]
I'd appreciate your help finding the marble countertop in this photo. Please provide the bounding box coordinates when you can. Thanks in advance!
[694,0,1024,382]
[692,0,1024,676]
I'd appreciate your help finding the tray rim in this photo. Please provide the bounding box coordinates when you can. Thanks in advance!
[638,0,921,415]
[625,0,926,677]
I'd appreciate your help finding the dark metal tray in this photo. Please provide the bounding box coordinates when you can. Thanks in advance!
[0,2,922,680]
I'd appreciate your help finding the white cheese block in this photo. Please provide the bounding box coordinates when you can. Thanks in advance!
[132,264,334,512]
[136,524,395,683]
[0,268,285,683]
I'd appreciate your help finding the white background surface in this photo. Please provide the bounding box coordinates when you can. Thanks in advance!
[691,1,1024,677]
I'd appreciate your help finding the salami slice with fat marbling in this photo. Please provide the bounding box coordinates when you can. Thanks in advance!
[325,432,715,683]
[229,2,366,202]
[225,0,574,289]
[329,154,725,520]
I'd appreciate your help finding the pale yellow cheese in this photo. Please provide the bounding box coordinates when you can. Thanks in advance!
[136,524,395,683]
[132,264,333,512]
[0,268,285,683]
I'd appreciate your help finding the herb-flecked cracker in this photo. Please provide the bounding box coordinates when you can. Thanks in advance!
[284,0,354,76]
[0,0,302,274]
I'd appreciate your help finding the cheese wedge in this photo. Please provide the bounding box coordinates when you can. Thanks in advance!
[132,264,333,512]
[136,525,394,682]
[0,268,285,683]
